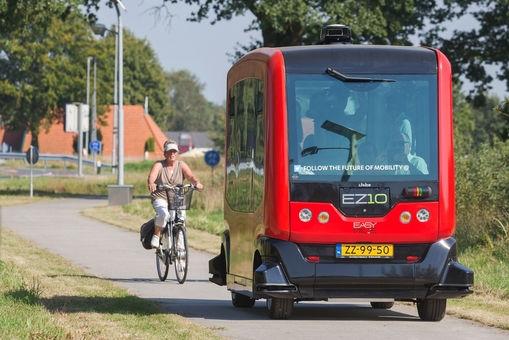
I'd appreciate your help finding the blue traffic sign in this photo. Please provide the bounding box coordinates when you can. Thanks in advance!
[204,150,220,167]
[89,140,101,153]
[26,146,39,165]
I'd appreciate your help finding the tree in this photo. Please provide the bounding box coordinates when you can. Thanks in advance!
[156,0,438,59]
[165,70,214,131]
[421,1,509,106]
[0,13,171,148]
[98,28,171,126]
[471,94,509,145]
[495,99,509,119]
[0,14,107,147]
[0,0,118,36]
[453,85,509,148]
[0,0,84,34]
[208,103,226,151]
[453,84,475,142]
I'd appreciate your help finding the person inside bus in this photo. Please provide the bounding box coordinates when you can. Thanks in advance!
[303,83,366,168]
[306,84,366,134]
[385,90,414,154]
[357,142,380,165]
[346,141,386,175]
[385,132,428,175]
[147,140,204,249]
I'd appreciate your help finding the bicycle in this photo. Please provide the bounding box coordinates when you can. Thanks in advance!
[155,183,195,284]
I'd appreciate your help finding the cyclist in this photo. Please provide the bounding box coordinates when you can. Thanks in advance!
[147,140,204,249]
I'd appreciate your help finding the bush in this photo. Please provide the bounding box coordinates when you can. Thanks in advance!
[454,136,509,250]
[145,137,155,152]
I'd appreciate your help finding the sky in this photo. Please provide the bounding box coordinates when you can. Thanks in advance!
[96,0,260,105]
[96,1,507,105]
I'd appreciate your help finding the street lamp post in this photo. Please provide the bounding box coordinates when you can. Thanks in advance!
[114,0,125,186]
[91,0,130,205]
[92,57,98,173]
[90,23,118,175]
[112,23,119,175]
[86,56,92,156]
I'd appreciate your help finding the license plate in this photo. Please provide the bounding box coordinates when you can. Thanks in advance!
[336,244,394,258]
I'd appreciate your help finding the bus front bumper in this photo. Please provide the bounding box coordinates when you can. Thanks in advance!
[253,237,474,300]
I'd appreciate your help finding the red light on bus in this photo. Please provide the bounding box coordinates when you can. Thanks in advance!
[307,256,320,263]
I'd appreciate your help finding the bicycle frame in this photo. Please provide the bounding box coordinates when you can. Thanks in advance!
[155,184,194,284]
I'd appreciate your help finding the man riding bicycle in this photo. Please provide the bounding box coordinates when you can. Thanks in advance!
[147,140,204,249]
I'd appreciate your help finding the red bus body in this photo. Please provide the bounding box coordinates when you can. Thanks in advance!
[209,36,473,320]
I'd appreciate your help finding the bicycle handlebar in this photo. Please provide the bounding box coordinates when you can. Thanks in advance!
[156,183,196,192]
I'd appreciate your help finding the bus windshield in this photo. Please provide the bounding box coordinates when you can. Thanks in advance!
[287,74,438,182]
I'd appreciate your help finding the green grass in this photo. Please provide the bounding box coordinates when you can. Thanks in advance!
[446,243,509,329]
[119,198,224,236]
[0,229,221,339]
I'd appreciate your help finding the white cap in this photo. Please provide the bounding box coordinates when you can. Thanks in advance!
[164,143,179,152]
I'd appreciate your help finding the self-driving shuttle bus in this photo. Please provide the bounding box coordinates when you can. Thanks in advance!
[209,25,473,320]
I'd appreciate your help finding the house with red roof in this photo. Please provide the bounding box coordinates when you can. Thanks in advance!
[0,105,168,161]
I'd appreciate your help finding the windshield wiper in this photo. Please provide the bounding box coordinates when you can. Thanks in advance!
[326,68,395,83]
[301,146,350,157]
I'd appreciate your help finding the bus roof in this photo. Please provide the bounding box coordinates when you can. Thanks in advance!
[275,44,437,74]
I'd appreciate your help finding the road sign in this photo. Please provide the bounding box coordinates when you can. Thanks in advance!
[90,140,101,153]
[64,103,89,133]
[26,146,39,165]
[204,150,220,167]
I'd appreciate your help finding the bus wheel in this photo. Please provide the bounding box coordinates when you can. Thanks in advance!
[231,292,255,308]
[266,297,294,319]
[417,299,446,321]
[370,301,394,309]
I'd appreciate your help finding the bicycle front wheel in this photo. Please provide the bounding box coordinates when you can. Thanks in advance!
[156,231,170,281]
[173,224,189,284]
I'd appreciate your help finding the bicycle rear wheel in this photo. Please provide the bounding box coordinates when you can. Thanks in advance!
[156,230,170,281]
[173,224,189,284]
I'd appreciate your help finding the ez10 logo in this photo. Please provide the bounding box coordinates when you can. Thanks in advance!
[341,193,388,205]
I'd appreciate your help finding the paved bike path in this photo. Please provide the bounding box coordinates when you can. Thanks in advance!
[0,198,233,331]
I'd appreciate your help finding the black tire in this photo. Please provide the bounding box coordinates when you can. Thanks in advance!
[156,231,170,281]
[173,224,189,284]
[417,299,447,321]
[266,298,294,319]
[231,292,256,308]
[370,301,395,309]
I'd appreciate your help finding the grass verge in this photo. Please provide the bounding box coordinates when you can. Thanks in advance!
[80,199,221,254]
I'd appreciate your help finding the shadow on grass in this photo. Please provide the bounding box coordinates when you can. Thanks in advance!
[3,273,165,315]
[4,286,41,305]
[38,294,167,315]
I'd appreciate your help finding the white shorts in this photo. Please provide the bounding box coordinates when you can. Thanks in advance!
[152,199,174,227]
[152,199,186,227]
